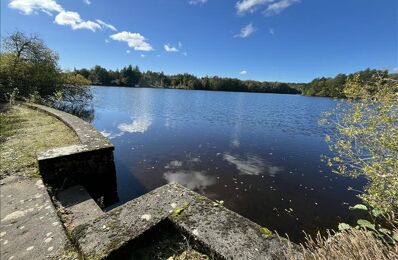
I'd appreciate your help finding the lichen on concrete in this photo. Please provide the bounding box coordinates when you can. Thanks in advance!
[72,183,301,259]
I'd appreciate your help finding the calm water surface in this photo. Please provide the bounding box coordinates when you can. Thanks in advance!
[89,86,364,242]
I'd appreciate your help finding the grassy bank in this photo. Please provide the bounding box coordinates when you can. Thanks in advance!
[0,104,79,179]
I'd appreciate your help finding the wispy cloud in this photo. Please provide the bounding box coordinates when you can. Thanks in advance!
[265,0,299,15]
[83,0,91,5]
[239,70,248,75]
[189,0,208,5]
[164,44,179,52]
[236,0,299,15]
[235,23,255,38]
[110,31,154,51]
[236,0,270,14]
[96,19,117,31]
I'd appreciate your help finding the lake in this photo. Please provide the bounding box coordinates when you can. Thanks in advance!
[89,86,364,242]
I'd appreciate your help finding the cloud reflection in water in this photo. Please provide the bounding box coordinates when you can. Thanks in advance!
[118,116,152,133]
[223,153,283,177]
[100,130,124,140]
[163,171,216,191]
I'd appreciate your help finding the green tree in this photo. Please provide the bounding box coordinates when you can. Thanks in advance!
[323,71,398,214]
[1,31,60,100]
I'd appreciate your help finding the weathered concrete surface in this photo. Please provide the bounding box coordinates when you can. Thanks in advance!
[174,192,296,259]
[23,103,119,206]
[0,176,79,260]
[56,185,104,231]
[72,184,195,259]
[73,183,301,259]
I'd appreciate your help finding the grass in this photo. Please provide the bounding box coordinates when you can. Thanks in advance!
[0,104,79,179]
[279,228,398,259]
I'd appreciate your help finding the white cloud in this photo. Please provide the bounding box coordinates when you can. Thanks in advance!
[265,0,299,15]
[164,44,179,52]
[126,50,131,53]
[105,39,110,43]
[110,31,154,51]
[96,19,117,31]
[236,0,270,14]
[9,0,117,33]
[189,0,208,5]
[178,41,183,48]
[8,0,63,15]
[55,11,101,31]
[141,54,146,58]
[236,0,299,15]
[83,0,91,4]
[235,23,255,38]
[182,52,188,56]
[239,70,248,75]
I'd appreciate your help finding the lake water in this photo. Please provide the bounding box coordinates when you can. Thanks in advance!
[89,86,364,242]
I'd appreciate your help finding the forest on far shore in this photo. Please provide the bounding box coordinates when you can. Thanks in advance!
[74,65,398,98]
[74,65,303,94]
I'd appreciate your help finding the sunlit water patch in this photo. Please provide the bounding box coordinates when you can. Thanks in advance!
[89,86,365,242]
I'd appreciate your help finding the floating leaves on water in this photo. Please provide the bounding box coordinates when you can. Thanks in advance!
[338,223,351,231]
[259,227,273,237]
[349,204,368,211]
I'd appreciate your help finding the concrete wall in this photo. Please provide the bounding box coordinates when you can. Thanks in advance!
[24,103,118,206]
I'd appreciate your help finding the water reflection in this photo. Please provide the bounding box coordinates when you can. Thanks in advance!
[118,116,152,133]
[223,153,283,177]
[163,171,216,191]
[89,86,365,243]
[100,130,125,140]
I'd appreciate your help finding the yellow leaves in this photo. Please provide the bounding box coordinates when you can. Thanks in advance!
[324,134,331,142]
[322,73,398,214]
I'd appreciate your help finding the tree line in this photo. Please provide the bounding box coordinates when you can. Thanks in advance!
[73,65,303,94]
[302,69,398,98]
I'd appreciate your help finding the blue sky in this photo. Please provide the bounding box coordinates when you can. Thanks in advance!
[1,0,397,82]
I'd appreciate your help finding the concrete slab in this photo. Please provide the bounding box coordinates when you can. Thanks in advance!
[0,177,79,260]
[56,185,104,231]
[73,183,301,259]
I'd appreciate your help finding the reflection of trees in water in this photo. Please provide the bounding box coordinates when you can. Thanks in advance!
[52,86,95,122]
[57,103,95,123]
